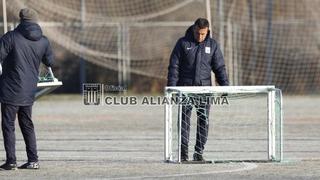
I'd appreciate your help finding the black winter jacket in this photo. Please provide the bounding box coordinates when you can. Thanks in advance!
[167,25,229,86]
[0,21,53,106]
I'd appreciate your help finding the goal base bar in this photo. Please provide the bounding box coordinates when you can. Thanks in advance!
[213,159,281,163]
[181,160,213,164]
[37,81,63,88]
[164,160,213,164]
[165,159,281,164]
[36,81,63,99]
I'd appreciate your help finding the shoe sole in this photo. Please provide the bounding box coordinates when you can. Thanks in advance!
[18,167,39,170]
[0,167,18,171]
[181,160,213,164]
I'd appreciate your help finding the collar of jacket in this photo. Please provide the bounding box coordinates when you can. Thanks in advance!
[16,21,43,41]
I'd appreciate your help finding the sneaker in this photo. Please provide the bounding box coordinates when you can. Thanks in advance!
[0,162,17,170]
[181,155,189,162]
[18,162,40,169]
[193,153,205,162]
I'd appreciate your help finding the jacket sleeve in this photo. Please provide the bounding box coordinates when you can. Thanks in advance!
[42,38,54,67]
[167,39,182,86]
[0,32,14,64]
[211,44,229,86]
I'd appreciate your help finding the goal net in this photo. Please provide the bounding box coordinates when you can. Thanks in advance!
[5,0,320,94]
[164,86,283,163]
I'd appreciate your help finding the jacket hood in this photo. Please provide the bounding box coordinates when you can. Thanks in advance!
[16,21,42,41]
[185,25,211,43]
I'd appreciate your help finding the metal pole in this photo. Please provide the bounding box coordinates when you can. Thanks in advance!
[207,0,216,85]
[2,0,8,33]
[121,24,131,89]
[218,0,224,54]
[117,24,123,87]
[48,67,55,79]
[1,0,7,77]
[121,24,126,87]
[126,26,131,86]
[233,25,238,85]
[79,0,86,93]
[266,0,273,84]
[267,91,271,160]
[164,91,173,162]
[267,90,276,161]
[279,89,283,161]
[247,0,258,85]
[177,92,182,163]
[226,22,233,85]
[205,0,212,37]
[214,0,225,86]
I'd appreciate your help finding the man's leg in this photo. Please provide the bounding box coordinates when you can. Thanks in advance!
[194,103,210,156]
[181,104,192,161]
[17,105,38,163]
[1,104,19,164]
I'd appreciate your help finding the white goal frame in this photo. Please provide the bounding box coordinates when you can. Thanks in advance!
[164,86,283,163]
[36,67,63,99]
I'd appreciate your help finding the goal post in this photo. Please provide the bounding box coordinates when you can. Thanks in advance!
[36,66,63,99]
[164,86,283,163]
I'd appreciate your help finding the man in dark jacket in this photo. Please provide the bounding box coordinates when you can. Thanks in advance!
[0,8,53,170]
[167,18,229,162]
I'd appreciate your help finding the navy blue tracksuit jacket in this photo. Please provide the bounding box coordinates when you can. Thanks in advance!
[0,21,54,106]
[167,25,229,86]
[167,25,229,157]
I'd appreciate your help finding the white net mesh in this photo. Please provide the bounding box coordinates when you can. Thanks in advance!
[214,0,320,93]
[6,0,199,78]
[5,0,320,93]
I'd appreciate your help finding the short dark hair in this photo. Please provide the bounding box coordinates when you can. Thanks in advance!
[194,18,209,29]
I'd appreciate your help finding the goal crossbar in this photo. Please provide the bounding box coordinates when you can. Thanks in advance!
[165,86,276,94]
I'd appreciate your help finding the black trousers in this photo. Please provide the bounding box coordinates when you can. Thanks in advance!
[1,103,38,164]
[180,99,210,157]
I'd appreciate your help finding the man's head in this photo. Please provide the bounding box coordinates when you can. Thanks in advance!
[19,8,38,23]
[193,18,209,43]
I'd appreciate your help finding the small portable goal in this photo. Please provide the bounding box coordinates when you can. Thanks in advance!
[164,86,283,163]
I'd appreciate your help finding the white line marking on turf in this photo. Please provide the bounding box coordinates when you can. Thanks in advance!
[107,163,258,180]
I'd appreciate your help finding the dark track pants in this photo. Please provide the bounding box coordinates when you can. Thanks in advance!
[1,103,38,164]
[181,102,210,158]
